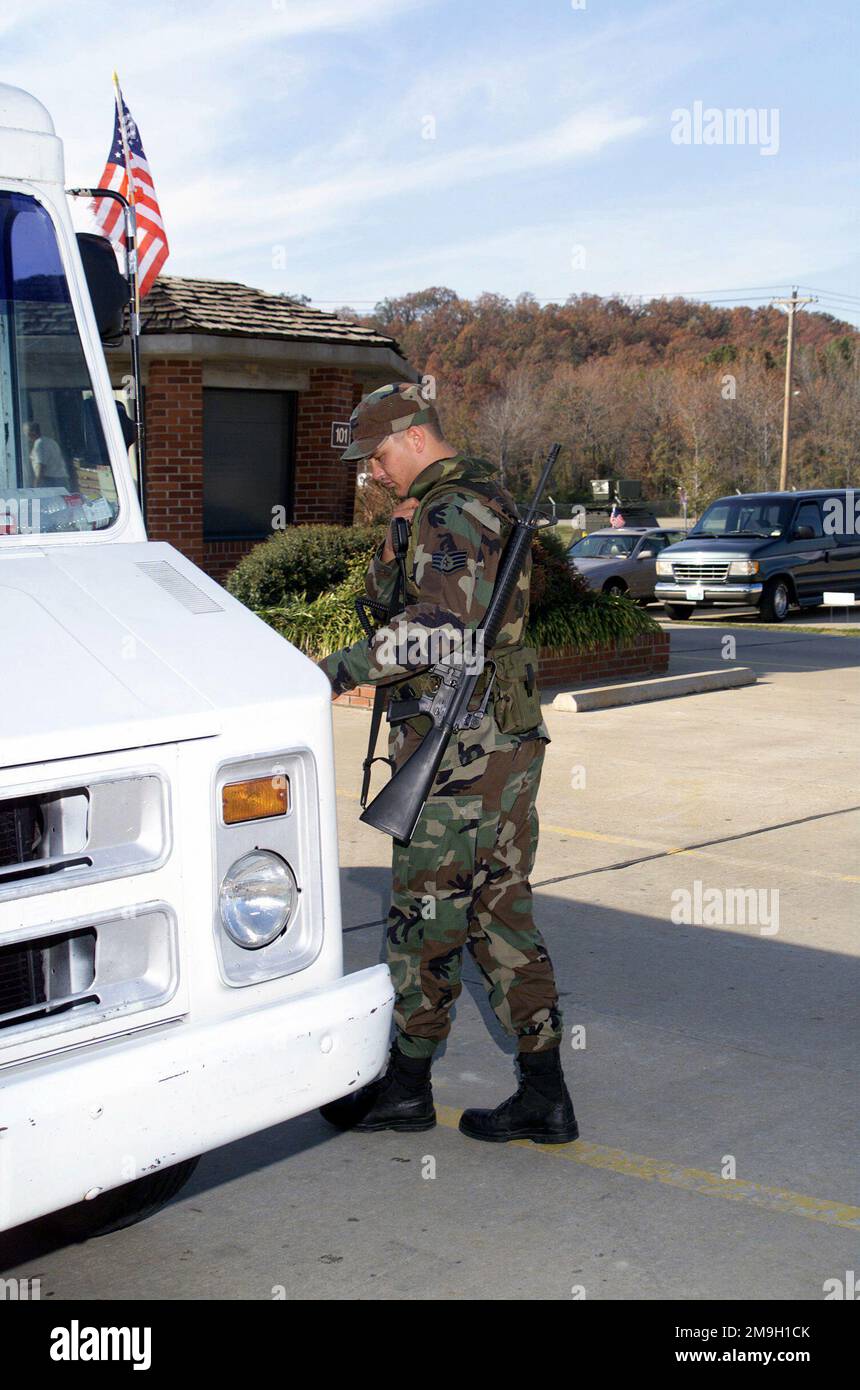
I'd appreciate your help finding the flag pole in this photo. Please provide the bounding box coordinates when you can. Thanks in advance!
[112,71,146,510]
[112,72,139,316]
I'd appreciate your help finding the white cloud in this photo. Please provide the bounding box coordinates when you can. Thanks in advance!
[271,108,646,234]
[150,105,646,273]
[3,0,433,173]
[4,0,425,52]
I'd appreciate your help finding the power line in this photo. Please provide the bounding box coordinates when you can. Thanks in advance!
[683,295,781,304]
[799,298,860,319]
[801,296,860,315]
[666,283,802,296]
[798,285,860,305]
[808,304,860,318]
[307,293,783,307]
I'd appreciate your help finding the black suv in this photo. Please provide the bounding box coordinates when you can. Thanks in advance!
[654,489,860,621]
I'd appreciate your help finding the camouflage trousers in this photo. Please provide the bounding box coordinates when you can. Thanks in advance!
[385,731,563,1060]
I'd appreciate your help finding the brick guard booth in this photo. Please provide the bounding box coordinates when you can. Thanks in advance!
[107,276,414,583]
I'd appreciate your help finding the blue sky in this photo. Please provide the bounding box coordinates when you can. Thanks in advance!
[4,0,859,323]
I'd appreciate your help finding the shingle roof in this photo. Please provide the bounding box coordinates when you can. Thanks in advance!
[140,275,402,353]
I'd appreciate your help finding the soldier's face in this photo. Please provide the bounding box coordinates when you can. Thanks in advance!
[368,433,419,497]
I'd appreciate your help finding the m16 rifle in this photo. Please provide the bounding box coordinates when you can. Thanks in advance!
[360,443,562,845]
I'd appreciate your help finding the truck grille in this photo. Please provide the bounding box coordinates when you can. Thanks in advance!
[0,940,46,1016]
[0,792,90,886]
[0,775,167,902]
[0,908,178,1047]
[0,801,42,869]
[0,929,98,1029]
[672,563,731,583]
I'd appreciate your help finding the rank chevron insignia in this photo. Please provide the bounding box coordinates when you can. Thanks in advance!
[431,550,468,573]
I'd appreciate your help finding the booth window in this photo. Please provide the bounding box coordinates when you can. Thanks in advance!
[203,388,296,540]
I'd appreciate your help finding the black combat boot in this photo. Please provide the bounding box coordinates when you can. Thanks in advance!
[458,1048,579,1144]
[319,1044,435,1133]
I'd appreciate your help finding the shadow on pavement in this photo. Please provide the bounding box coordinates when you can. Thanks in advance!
[3,882,856,1269]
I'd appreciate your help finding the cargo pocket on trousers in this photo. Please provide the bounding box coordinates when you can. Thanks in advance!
[395,794,482,910]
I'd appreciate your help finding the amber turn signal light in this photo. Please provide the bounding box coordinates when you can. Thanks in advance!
[222,776,289,825]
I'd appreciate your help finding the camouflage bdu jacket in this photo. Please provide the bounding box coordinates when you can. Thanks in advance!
[319,453,549,768]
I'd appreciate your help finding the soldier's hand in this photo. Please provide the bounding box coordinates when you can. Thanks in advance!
[381,497,419,562]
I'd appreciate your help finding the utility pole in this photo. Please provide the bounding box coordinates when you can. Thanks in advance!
[771,288,816,489]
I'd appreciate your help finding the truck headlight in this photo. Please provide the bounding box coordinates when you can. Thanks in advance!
[219,850,298,949]
[655,559,673,576]
[729,560,760,576]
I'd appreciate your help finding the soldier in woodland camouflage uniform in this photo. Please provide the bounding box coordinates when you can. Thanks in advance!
[318,383,578,1144]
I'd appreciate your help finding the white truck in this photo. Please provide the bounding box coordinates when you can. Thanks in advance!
[0,83,392,1238]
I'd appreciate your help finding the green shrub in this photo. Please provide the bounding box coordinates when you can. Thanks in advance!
[530,526,591,618]
[527,590,659,650]
[258,554,369,660]
[226,523,386,608]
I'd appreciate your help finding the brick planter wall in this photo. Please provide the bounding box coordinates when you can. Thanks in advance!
[536,631,670,688]
[333,630,670,710]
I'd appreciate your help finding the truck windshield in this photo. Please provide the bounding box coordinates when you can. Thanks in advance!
[690,498,792,538]
[0,191,118,538]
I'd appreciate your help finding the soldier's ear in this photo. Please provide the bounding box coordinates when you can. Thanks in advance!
[405,425,426,455]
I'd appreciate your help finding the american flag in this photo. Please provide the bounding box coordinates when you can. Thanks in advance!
[92,89,168,298]
[609,502,626,528]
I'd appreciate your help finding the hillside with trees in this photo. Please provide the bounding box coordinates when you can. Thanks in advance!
[343,289,859,513]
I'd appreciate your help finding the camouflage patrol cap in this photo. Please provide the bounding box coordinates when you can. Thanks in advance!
[341,382,436,461]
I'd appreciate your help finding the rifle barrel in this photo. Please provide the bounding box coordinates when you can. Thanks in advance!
[524,442,562,526]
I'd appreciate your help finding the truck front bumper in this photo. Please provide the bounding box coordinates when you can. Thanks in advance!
[655,581,763,605]
[0,963,393,1231]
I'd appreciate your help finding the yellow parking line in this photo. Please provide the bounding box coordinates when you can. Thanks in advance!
[543,822,678,852]
[541,823,860,885]
[435,1106,860,1229]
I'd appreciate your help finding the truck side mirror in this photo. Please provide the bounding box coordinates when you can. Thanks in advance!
[792,524,814,541]
[638,548,655,559]
[76,232,128,343]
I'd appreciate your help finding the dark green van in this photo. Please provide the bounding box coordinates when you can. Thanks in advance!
[654,489,860,621]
